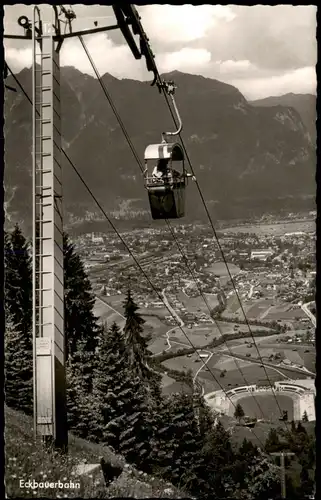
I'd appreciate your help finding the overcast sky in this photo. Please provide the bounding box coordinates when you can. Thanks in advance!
[4,4,317,100]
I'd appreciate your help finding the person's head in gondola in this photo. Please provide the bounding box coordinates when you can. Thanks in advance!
[157,158,169,174]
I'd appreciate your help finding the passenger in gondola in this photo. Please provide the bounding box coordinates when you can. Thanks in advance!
[170,168,182,181]
[152,158,169,181]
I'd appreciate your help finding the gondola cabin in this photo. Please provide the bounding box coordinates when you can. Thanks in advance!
[144,142,186,219]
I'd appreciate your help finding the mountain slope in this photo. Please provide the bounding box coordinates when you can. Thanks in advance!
[4,68,315,228]
[5,405,185,498]
[250,93,316,144]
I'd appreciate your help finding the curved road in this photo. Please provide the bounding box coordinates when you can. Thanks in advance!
[301,301,316,327]
[160,289,219,394]
[96,292,313,395]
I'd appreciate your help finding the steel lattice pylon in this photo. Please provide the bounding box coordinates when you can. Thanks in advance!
[32,6,67,449]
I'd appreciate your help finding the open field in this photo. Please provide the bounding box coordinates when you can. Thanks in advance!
[206,261,240,277]
[135,306,169,320]
[213,356,253,371]
[170,326,218,347]
[245,299,275,319]
[226,293,241,314]
[222,220,315,236]
[93,298,125,326]
[216,320,273,334]
[148,336,171,355]
[162,351,217,377]
[162,380,193,396]
[265,308,306,320]
[143,316,169,339]
[234,393,294,421]
[248,343,316,373]
[161,373,176,389]
[177,290,219,313]
[300,350,316,372]
[95,295,170,338]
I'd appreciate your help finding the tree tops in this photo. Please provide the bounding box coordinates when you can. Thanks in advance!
[5,224,32,333]
[63,232,100,360]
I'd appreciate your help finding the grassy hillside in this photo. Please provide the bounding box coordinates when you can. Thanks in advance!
[5,406,188,499]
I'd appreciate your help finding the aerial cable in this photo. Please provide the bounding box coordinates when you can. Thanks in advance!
[77,37,293,430]
[6,64,268,447]
[165,220,267,419]
[78,35,144,174]
[77,40,271,422]
[150,61,290,430]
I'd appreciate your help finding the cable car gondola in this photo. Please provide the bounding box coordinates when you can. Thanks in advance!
[144,80,194,220]
[144,141,188,219]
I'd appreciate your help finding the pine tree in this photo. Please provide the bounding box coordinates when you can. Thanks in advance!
[239,438,259,462]
[302,410,309,422]
[64,232,99,361]
[245,453,281,500]
[232,438,260,494]
[193,386,215,435]
[91,322,153,470]
[265,428,283,453]
[5,226,33,416]
[149,394,175,475]
[5,225,32,332]
[66,335,98,437]
[166,392,204,492]
[122,289,162,400]
[123,289,148,374]
[200,419,235,497]
[296,421,307,435]
[5,315,33,415]
[234,402,245,422]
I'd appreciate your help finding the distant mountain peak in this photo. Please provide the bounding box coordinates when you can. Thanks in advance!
[4,67,315,227]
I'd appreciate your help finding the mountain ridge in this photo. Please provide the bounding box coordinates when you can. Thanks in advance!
[4,67,315,229]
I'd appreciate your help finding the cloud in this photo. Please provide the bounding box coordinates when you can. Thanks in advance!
[140,5,235,45]
[5,45,32,73]
[3,4,317,100]
[60,34,147,80]
[218,59,254,74]
[158,48,211,73]
[214,5,317,71]
[230,66,317,101]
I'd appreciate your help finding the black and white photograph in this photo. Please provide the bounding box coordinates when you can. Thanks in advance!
[4,4,316,499]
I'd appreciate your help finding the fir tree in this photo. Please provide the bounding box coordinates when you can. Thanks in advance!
[200,419,235,497]
[232,438,260,493]
[193,386,215,435]
[296,421,307,435]
[123,289,148,374]
[239,438,259,461]
[234,402,245,422]
[5,315,33,415]
[149,394,175,475]
[91,322,153,470]
[265,428,283,453]
[122,289,162,400]
[291,420,296,433]
[64,232,99,361]
[150,391,204,493]
[66,335,98,437]
[167,392,204,492]
[5,225,32,332]
[245,453,281,500]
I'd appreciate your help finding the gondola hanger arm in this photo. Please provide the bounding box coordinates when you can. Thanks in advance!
[159,80,183,142]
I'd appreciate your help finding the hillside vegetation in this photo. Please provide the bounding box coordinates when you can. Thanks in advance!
[4,224,316,499]
[5,406,186,499]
